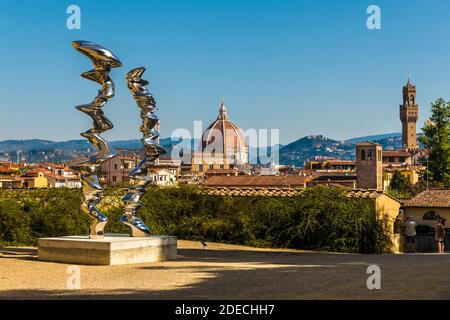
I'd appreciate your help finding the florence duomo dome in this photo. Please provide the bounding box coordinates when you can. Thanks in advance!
[191,100,249,173]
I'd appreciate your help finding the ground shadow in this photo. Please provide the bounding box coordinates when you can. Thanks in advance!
[2,247,450,299]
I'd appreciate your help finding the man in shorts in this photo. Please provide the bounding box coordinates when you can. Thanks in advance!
[404,215,417,253]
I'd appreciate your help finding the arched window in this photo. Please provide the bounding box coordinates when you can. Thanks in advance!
[361,149,366,160]
[367,149,372,160]
[423,211,438,221]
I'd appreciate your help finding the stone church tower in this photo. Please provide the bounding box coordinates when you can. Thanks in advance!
[400,79,419,150]
[356,142,383,191]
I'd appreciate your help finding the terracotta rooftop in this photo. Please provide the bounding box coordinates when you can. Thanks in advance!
[117,155,139,161]
[313,172,356,178]
[198,187,401,202]
[202,175,312,188]
[318,182,354,188]
[326,160,356,165]
[24,168,52,175]
[148,167,174,173]
[62,175,80,181]
[205,168,239,175]
[345,189,381,199]
[0,162,23,169]
[36,162,65,169]
[357,141,381,146]
[382,150,412,158]
[0,167,17,174]
[200,187,300,197]
[44,172,73,180]
[403,189,450,208]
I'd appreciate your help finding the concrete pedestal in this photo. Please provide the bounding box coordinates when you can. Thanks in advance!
[38,234,177,265]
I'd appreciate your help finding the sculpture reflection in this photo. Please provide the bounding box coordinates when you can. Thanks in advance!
[121,67,166,237]
[70,41,122,239]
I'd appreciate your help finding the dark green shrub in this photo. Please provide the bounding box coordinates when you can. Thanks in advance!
[0,186,391,253]
[0,199,33,245]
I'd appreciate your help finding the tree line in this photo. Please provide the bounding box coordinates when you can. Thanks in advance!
[0,186,390,253]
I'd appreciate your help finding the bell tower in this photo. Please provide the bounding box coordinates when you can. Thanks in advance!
[400,78,419,150]
[356,142,383,191]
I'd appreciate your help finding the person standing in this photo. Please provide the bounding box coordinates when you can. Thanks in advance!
[435,219,446,254]
[404,215,417,253]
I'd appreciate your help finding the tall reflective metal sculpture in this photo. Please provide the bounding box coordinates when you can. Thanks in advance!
[121,67,166,237]
[70,41,122,239]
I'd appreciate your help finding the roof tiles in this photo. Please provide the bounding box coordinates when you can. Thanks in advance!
[403,189,450,208]
[202,175,312,188]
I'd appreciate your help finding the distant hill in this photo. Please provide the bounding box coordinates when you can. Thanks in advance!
[279,135,355,167]
[0,138,176,153]
[0,138,178,163]
[0,133,421,166]
[277,132,421,167]
[346,133,401,143]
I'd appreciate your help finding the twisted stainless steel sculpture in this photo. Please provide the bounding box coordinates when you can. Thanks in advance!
[121,67,166,237]
[70,41,122,239]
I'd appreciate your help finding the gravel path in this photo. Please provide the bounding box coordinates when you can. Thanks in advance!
[1,240,449,299]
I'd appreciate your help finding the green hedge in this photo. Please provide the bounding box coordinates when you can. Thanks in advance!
[0,186,390,253]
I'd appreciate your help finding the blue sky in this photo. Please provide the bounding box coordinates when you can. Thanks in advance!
[1,0,450,145]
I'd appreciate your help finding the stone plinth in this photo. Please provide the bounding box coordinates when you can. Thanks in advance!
[38,234,177,265]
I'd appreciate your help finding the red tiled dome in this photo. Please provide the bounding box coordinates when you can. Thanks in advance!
[201,101,248,164]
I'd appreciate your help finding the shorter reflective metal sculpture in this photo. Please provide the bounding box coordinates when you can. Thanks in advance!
[121,67,166,237]
[70,40,122,238]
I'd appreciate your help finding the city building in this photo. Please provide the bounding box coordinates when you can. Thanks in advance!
[308,172,357,188]
[0,162,81,189]
[36,162,81,187]
[14,167,81,188]
[382,150,412,165]
[148,168,178,187]
[402,189,450,228]
[150,157,181,186]
[376,80,426,190]
[383,165,421,190]
[278,165,301,175]
[399,78,419,150]
[99,154,140,187]
[204,167,246,177]
[191,100,249,174]
[258,162,281,176]
[305,159,356,172]
[0,163,21,188]
[381,149,422,190]
[356,142,383,191]
[17,169,49,188]
[98,153,181,188]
